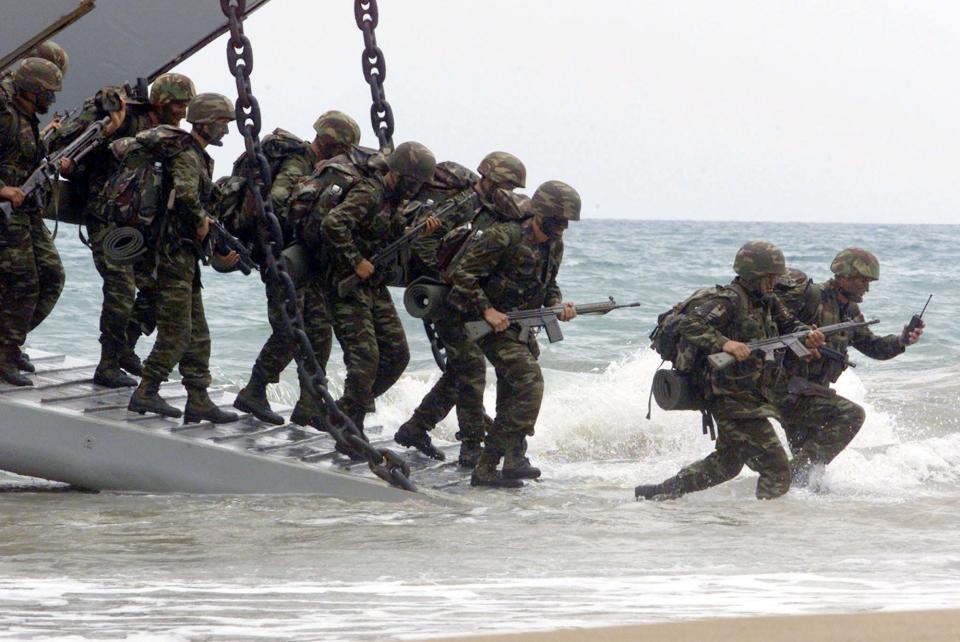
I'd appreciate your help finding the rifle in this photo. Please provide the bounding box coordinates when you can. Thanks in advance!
[1,114,112,223]
[336,189,478,297]
[464,297,642,343]
[208,218,256,276]
[707,319,879,370]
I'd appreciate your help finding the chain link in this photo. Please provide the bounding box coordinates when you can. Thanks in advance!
[219,0,415,492]
[354,0,395,152]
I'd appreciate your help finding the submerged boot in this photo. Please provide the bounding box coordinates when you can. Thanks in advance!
[470,449,523,488]
[234,367,284,425]
[94,345,137,388]
[15,350,35,373]
[129,379,181,418]
[502,437,541,480]
[457,440,482,469]
[185,387,239,424]
[634,476,683,501]
[394,418,445,461]
[0,359,32,387]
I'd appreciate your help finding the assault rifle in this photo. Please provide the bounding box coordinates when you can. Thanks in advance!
[464,298,642,343]
[1,114,112,223]
[336,189,478,297]
[208,218,256,276]
[707,319,879,370]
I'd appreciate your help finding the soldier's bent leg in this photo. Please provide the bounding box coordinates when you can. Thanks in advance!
[91,233,138,387]
[781,394,865,482]
[141,251,197,385]
[180,283,237,425]
[330,288,379,426]
[369,286,409,399]
[27,213,64,332]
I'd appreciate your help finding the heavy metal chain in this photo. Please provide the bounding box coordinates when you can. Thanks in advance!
[354,0,395,151]
[219,0,414,492]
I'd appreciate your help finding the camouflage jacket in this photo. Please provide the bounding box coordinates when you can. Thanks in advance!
[270,143,318,219]
[408,162,480,278]
[679,279,809,398]
[0,71,14,104]
[0,99,43,216]
[447,219,563,318]
[320,172,406,282]
[780,278,904,385]
[47,99,155,212]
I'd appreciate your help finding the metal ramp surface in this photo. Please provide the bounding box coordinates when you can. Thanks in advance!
[0,350,468,502]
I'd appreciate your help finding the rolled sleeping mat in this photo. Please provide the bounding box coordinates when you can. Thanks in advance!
[404,279,450,320]
[652,369,701,411]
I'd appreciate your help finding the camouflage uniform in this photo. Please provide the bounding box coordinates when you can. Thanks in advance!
[448,180,577,485]
[775,250,905,482]
[400,153,528,465]
[0,59,65,381]
[0,41,69,104]
[637,242,811,500]
[46,89,158,384]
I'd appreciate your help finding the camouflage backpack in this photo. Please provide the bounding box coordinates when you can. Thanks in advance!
[287,155,365,251]
[100,125,193,233]
[775,267,821,325]
[649,284,750,371]
[231,127,308,179]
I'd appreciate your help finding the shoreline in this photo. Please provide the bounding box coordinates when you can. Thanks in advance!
[414,609,960,642]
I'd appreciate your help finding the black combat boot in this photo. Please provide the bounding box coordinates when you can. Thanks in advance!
[234,367,284,425]
[289,402,314,427]
[502,436,541,480]
[128,379,182,418]
[333,406,369,461]
[471,448,523,488]
[118,350,143,377]
[15,350,35,373]
[634,476,683,501]
[394,418,445,461]
[457,440,482,469]
[94,345,138,388]
[0,358,32,387]
[185,387,239,424]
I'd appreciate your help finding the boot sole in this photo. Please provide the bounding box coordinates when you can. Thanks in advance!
[470,478,524,488]
[128,402,182,419]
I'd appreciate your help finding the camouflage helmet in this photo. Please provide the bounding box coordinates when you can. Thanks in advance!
[12,58,63,94]
[385,141,437,181]
[733,241,787,278]
[186,93,236,124]
[530,180,581,221]
[312,110,361,147]
[26,40,69,76]
[149,73,196,105]
[477,151,526,189]
[830,247,880,280]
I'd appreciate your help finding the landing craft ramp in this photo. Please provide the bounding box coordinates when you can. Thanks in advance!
[0,351,462,502]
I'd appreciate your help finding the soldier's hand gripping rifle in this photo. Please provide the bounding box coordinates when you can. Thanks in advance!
[336,189,478,297]
[1,114,113,223]
[208,218,257,276]
[707,318,880,370]
[465,298,642,343]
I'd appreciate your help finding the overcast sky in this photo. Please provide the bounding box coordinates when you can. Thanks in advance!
[173,0,959,224]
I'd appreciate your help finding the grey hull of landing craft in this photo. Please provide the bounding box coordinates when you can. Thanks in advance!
[0,351,457,501]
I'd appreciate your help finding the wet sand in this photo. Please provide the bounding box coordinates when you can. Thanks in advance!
[417,609,960,642]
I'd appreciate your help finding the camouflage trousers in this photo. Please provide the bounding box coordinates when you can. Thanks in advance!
[0,210,64,358]
[674,394,791,500]
[778,390,865,476]
[128,254,159,343]
[408,316,487,442]
[141,248,210,388]
[477,330,542,456]
[330,283,409,423]
[88,221,149,355]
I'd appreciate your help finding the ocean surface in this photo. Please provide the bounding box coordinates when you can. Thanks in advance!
[1,220,958,641]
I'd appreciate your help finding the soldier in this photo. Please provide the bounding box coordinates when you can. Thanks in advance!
[775,248,923,485]
[634,242,826,500]
[233,111,362,425]
[125,73,199,370]
[447,180,580,488]
[0,41,69,109]
[0,58,66,386]
[394,151,528,467]
[47,73,196,387]
[127,93,240,421]
[321,141,440,454]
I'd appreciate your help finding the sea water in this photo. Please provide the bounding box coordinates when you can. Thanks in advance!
[1,220,957,640]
